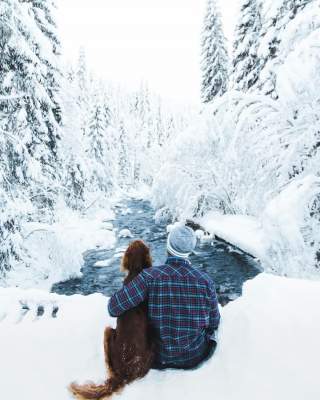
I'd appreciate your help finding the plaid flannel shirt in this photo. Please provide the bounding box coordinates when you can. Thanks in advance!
[108,256,220,366]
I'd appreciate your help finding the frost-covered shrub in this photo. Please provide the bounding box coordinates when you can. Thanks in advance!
[152,107,238,220]
[0,195,29,279]
[262,175,320,278]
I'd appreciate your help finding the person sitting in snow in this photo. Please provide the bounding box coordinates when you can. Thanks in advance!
[108,225,220,370]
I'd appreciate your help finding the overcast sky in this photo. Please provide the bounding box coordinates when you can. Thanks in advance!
[56,0,239,105]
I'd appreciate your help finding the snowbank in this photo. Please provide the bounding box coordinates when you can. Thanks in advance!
[200,212,267,261]
[2,206,116,290]
[0,273,319,400]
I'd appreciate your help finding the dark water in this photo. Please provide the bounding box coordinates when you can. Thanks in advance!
[52,199,261,306]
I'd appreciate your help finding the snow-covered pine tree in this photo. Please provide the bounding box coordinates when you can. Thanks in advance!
[0,0,63,275]
[63,154,85,210]
[76,47,90,137]
[59,64,87,210]
[257,0,315,98]
[232,0,262,91]
[86,96,107,191]
[0,196,21,276]
[201,0,229,103]
[142,84,153,150]
[0,0,35,191]
[118,119,131,186]
[0,0,62,209]
[30,0,62,126]
[77,46,88,94]
[100,88,119,191]
[155,98,165,147]
[281,0,314,21]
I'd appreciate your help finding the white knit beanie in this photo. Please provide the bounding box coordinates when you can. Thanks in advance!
[167,225,197,258]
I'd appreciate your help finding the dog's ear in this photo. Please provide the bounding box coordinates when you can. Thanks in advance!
[121,251,129,273]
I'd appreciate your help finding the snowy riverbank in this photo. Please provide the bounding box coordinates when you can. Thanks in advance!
[0,273,319,400]
[199,175,320,280]
[1,204,117,290]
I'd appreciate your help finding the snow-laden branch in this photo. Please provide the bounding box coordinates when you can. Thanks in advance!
[0,94,27,101]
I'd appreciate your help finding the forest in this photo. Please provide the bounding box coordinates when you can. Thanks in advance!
[1,1,320,400]
[1,0,319,282]
[0,0,320,277]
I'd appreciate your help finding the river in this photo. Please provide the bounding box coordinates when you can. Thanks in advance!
[52,198,261,306]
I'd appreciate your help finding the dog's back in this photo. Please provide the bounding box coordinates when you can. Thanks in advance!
[107,302,154,381]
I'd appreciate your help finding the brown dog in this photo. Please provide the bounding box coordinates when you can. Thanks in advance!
[70,240,154,399]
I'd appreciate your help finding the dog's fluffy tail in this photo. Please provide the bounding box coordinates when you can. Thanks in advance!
[69,376,125,399]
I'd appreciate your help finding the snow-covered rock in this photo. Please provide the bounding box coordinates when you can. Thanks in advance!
[118,229,134,239]
[0,274,319,400]
[121,208,133,216]
[93,259,113,268]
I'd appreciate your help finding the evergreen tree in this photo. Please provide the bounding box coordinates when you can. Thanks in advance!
[85,89,115,192]
[0,197,21,275]
[257,0,314,98]
[201,0,229,103]
[86,97,106,190]
[118,120,131,186]
[88,103,104,163]
[64,155,85,210]
[77,46,88,94]
[0,0,62,208]
[76,47,90,137]
[232,0,262,91]
[30,0,62,126]
[155,98,165,147]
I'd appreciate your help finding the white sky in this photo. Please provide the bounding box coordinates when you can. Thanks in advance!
[56,0,239,105]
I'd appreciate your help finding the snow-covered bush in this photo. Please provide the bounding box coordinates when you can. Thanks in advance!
[262,175,320,278]
[2,204,116,290]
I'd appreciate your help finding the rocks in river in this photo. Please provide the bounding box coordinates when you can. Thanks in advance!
[118,229,133,238]
[121,208,132,216]
[195,229,213,242]
[114,252,125,259]
[113,246,127,259]
[166,224,174,233]
[93,259,113,268]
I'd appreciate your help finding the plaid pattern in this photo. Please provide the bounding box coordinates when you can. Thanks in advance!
[108,256,220,366]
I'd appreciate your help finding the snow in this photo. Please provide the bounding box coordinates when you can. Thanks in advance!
[1,273,320,400]
[2,206,116,290]
[1,1,320,399]
[118,228,134,238]
[200,175,320,278]
[200,212,267,262]
[93,259,113,268]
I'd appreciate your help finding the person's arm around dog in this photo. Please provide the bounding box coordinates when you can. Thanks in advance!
[108,272,148,317]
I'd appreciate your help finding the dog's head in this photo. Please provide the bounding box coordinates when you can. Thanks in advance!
[121,240,152,282]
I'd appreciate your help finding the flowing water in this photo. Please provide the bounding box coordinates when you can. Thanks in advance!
[52,199,261,306]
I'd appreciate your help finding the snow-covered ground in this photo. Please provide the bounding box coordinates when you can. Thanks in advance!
[0,273,319,400]
[200,212,267,261]
[2,205,117,290]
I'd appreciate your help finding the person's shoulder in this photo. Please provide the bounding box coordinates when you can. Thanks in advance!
[140,265,163,280]
[191,266,215,287]
[141,264,170,280]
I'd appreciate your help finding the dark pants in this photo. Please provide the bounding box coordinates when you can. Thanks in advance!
[152,340,217,371]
